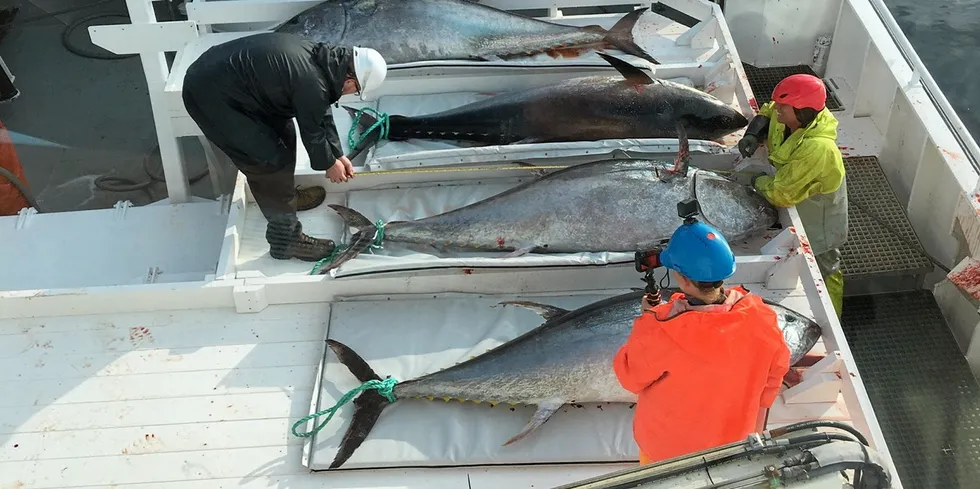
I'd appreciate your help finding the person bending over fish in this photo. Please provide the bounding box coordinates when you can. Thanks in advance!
[182,32,388,262]
[738,74,847,317]
[612,218,790,465]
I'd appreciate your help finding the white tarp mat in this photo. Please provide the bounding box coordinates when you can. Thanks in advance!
[308,292,639,470]
[236,171,777,278]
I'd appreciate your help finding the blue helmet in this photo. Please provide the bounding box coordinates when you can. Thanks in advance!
[660,220,736,282]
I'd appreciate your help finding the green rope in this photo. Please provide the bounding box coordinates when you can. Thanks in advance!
[291,377,399,438]
[347,107,390,152]
[309,219,387,275]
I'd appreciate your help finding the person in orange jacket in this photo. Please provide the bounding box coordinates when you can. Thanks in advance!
[613,217,791,465]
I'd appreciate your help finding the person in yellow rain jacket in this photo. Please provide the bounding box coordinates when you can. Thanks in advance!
[737,74,847,316]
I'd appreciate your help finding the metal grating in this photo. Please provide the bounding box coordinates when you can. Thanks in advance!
[841,291,980,489]
[741,64,844,112]
[840,156,933,280]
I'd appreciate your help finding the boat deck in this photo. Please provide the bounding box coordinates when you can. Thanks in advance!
[0,282,832,488]
[841,290,980,489]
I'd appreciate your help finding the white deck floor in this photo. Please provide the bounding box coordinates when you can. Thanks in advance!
[0,281,839,488]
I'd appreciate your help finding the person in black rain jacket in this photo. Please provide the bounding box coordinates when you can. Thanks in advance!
[182,32,387,262]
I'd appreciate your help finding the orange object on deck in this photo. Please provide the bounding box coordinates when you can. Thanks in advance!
[612,286,791,464]
[0,119,30,216]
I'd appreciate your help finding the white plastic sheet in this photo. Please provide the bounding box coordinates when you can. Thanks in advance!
[308,292,640,470]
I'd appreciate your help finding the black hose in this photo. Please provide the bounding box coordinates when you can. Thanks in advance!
[770,420,871,446]
[786,432,861,446]
[93,144,210,196]
[0,165,43,212]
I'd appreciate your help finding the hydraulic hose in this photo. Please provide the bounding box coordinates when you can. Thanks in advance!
[0,165,42,212]
[769,420,871,446]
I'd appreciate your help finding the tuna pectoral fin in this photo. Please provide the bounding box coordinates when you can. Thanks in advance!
[503,400,564,446]
[325,339,394,469]
[498,300,570,321]
[600,8,660,65]
[672,121,690,175]
[499,245,536,258]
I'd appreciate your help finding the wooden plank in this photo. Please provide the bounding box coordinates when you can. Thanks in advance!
[0,391,310,434]
[53,472,470,489]
[2,419,304,462]
[0,311,326,358]
[0,303,326,336]
[0,365,317,408]
[0,341,322,381]
[5,445,309,487]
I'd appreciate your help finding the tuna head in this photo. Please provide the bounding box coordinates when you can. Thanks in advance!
[676,88,750,139]
[693,170,778,241]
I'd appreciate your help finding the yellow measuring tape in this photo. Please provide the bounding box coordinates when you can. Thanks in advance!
[355,164,573,176]
[354,164,755,177]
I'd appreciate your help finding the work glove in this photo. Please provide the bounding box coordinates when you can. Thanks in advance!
[738,134,760,158]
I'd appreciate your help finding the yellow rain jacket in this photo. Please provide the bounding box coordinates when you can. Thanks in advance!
[753,102,848,257]
[752,102,848,316]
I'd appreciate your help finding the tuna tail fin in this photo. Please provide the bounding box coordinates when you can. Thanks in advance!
[320,204,386,273]
[598,8,659,65]
[325,339,394,469]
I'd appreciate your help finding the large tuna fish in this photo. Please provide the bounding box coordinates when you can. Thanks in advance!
[319,125,775,274]
[274,0,658,65]
[345,52,749,149]
[321,289,823,469]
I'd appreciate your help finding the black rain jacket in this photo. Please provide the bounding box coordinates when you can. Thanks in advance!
[183,32,352,171]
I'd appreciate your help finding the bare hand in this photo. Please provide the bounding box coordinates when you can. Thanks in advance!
[641,295,657,313]
[326,157,353,183]
[340,156,355,178]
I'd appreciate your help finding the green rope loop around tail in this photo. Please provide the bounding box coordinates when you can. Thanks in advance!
[347,107,390,152]
[309,219,387,275]
[291,377,399,438]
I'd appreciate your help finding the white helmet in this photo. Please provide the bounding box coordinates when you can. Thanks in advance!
[352,47,387,101]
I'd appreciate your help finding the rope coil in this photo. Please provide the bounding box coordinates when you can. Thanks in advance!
[291,377,399,438]
[347,107,390,152]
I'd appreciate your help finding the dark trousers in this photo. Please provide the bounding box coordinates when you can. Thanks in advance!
[182,88,304,256]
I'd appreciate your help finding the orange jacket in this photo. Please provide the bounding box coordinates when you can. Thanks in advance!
[612,286,790,463]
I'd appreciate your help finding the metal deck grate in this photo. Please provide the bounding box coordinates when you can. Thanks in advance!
[841,291,980,489]
[741,64,844,111]
[840,156,933,280]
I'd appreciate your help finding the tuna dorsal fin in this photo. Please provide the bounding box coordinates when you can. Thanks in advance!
[502,399,563,446]
[597,51,654,85]
[498,301,570,321]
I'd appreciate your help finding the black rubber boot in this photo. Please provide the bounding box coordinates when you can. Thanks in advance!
[296,186,326,211]
[266,218,336,262]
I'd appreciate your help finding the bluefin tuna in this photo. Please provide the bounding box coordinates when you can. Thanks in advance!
[345,52,749,148]
[320,124,775,274]
[321,289,822,469]
[274,0,658,65]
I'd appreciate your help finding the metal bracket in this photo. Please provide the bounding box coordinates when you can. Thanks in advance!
[145,267,163,284]
[675,16,719,50]
[15,207,37,229]
[113,200,133,220]
[782,351,843,404]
